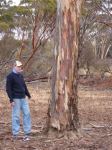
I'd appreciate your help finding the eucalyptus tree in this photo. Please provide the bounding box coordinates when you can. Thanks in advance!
[0,0,56,79]
[0,0,14,37]
[48,0,84,132]
[79,0,112,73]
[0,0,21,66]
[18,0,56,68]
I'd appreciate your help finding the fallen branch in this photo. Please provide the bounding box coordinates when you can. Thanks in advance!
[44,137,64,143]
[90,123,112,128]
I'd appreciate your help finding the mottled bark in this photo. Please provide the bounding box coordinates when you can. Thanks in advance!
[48,0,84,131]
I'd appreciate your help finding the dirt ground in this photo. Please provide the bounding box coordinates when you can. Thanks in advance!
[0,77,112,150]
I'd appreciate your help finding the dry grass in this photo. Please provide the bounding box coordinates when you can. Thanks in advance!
[0,80,112,150]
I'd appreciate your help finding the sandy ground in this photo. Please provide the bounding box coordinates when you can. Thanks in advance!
[0,78,112,150]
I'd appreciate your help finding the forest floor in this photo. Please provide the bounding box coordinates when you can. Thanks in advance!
[0,76,112,150]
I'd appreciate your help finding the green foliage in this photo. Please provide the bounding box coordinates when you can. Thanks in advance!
[16,6,30,15]
[0,2,15,31]
[0,0,56,33]
[0,22,9,31]
[0,13,15,30]
[0,13,13,22]
[20,0,56,14]
[0,0,56,79]
[39,0,56,13]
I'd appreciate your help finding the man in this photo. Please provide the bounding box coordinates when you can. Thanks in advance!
[6,60,31,141]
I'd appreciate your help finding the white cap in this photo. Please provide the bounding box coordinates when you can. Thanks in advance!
[15,60,22,67]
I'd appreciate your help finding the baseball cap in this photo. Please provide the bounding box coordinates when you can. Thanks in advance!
[15,60,22,67]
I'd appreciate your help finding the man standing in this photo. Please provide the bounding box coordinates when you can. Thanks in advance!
[6,60,31,141]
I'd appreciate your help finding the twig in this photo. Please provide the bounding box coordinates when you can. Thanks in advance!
[90,123,112,128]
[44,137,63,143]
[101,134,112,138]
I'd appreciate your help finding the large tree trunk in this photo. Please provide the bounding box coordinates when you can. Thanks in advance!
[48,0,83,131]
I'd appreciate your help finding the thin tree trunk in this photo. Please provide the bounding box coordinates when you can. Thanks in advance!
[48,0,83,131]
[104,44,111,58]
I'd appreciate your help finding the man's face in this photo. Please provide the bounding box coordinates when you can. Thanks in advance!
[15,65,23,73]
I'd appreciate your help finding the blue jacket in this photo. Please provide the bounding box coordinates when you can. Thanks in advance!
[6,72,31,103]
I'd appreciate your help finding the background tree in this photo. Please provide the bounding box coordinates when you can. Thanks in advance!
[18,0,56,69]
[0,0,56,81]
[79,0,112,76]
[0,0,112,81]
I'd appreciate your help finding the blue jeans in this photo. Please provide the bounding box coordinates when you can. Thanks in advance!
[12,98,31,136]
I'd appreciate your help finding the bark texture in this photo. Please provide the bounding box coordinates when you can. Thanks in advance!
[48,0,83,131]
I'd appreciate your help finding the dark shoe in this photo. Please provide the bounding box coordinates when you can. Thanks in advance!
[23,135,30,141]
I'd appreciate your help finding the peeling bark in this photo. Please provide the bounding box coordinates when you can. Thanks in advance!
[48,0,84,131]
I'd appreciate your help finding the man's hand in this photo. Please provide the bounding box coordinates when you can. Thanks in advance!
[11,102,15,107]
[28,96,31,99]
